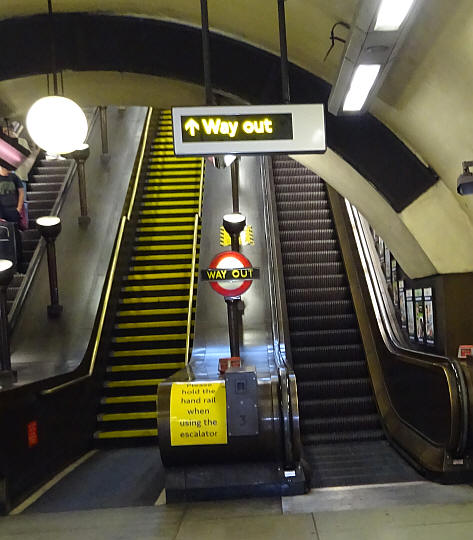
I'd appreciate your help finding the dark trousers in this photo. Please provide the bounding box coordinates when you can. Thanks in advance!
[0,207,23,268]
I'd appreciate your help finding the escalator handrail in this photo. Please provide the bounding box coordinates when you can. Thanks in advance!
[346,200,469,456]
[260,156,302,467]
[41,107,153,395]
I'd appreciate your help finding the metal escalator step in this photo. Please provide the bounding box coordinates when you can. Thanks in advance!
[291,343,365,363]
[279,229,336,241]
[283,262,345,276]
[299,396,377,417]
[294,360,368,380]
[287,299,354,317]
[276,191,327,202]
[281,233,338,246]
[98,412,157,422]
[297,378,372,399]
[101,395,156,404]
[110,348,185,358]
[115,320,187,330]
[104,378,165,387]
[278,209,331,221]
[302,429,384,446]
[277,200,329,212]
[273,172,321,183]
[112,334,187,344]
[301,414,380,434]
[278,219,333,232]
[282,250,341,264]
[285,275,347,289]
[290,328,361,347]
[107,362,185,372]
[286,286,351,302]
[289,314,358,331]
[281,240,339,253]
[275,182,325,193]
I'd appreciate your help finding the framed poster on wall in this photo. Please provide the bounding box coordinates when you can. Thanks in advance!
[414,288,425,343]
[378,238,385,264]
[384,246,391,281]
[391,259,398,306]
[406,289,415,341]
[423,287,435,346]
[399,280,407,328]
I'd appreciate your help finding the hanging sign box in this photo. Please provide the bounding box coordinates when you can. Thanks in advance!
[172,104,326,156]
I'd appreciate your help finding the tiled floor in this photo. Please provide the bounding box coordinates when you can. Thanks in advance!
[3,494,473,539]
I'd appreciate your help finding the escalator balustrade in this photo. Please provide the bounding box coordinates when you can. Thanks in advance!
[95,110,201,444]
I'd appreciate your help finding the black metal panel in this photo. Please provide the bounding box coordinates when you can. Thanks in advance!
[0,14,437,211]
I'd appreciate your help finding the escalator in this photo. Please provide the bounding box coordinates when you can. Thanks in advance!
[94,109,201,444]
[272,155,420,487]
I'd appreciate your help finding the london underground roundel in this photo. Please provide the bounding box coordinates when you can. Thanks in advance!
[204,251,256,297]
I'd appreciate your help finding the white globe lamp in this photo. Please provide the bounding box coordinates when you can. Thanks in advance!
[26,96,88,155]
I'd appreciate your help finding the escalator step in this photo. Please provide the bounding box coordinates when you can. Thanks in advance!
[291,344,365,363]
[285,274,347,289]
[94,429,158,440]
[281,240,339,253]
[287,300,354,317]
[294,361,368,380]
[297,378,372,399]
[290,328,361,347]
[279,229,336,241]
[278,209,331,221]
[283,262,345,276]
[299,396,377,417]
[276,191,326,203]
[282,250,341,264]
[278,219,333,232]
[302,429,384,445]
[286,286,351,302]
[289,314,358,331]
[277,200,329,212]
[275,182,325,193]
[301,413,380,434]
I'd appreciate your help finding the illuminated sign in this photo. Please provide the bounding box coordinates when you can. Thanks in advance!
[202,251,259,297]
[172,104,325,156]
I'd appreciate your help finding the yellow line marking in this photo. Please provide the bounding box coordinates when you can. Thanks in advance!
[117,307,192,316]
[111,348,185,357]
[105,378,166,385]
[139,217,196,223]
[148,156,199,162]
[143,194,198,200]
[129,264,192,271]
[99,412,157,421]
[133,253,194,261]
[116,320,188,329]
[135,234,194,241]
[123,284,190,293]
[8,450,98,515]
[120,295,190,303]
[141,200,198,206]
[147,163,201,169]
[145,186,199,192]
[136,226,195,232]
[95,429,158,439]
[113,333,187,343]
[134,244,193,251]
[139,208,196,215]
[126,270,191,278]
[102,395,156,403]
[108,361,185,371]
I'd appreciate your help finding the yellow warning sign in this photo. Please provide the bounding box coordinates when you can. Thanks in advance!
[170,381,227,446]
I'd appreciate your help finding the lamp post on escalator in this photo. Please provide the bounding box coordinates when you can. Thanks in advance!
[36,216,63,318]
[63,144,91,226]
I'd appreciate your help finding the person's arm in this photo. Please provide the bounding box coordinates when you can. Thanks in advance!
[17,187,24,213]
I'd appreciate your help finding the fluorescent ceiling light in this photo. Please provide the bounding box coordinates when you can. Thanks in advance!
[375,0,414,31]
[343,64,381,111]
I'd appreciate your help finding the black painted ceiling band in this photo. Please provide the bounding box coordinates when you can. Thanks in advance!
[0,13,438,212]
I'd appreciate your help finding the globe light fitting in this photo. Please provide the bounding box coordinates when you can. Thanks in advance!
[26,96,88,155]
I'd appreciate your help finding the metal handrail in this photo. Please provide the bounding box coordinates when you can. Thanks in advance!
[184,159,205,364]
[346,200,469,456]
[42,107,153,395]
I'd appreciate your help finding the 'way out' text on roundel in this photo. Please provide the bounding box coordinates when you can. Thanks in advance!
[208,251,254,297]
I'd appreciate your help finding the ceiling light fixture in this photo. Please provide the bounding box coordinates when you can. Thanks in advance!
[328,0,420,115]
[26,0,87,155]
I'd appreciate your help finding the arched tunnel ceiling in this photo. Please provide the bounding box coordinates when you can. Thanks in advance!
[0,0,472,277]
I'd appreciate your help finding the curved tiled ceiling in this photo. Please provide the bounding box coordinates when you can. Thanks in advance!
[0,0,471,276]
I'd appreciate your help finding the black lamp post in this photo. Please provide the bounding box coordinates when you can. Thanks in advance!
[64,143,91,225]
[0,259,16,383]
[223,213,246,252]
[36,216,63,318]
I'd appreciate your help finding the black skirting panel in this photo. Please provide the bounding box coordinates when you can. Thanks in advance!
[0,13,437,211]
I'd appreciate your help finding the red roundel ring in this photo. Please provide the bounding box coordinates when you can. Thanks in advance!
[208,251,253,297]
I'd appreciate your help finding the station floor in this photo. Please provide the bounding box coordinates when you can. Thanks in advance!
[3,481,473,539]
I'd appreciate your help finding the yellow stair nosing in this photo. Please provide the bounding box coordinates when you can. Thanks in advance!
[120,295,191,303]
[116,320,188,329]
[128,264,192,271]
[138,217,196,223]
[113,333,187,343]
[107,362,185,371]
[101,395,156,404]
[95,429,158,439]
[117,307,193,317]
[110,348,185,357]
[132,253,196,261]
[134,245,193,251]
[98,412,157,422]
[105,378,166,386]
[126,271,191,279]
[123,284,190,292]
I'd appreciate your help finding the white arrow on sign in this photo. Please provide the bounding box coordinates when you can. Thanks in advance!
[184,118,200,137]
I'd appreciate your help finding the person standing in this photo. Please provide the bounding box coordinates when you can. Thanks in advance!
[0,165,24,269]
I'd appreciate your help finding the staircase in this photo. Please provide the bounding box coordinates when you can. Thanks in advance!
[95,110,202,444]
[272,156,418,487]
